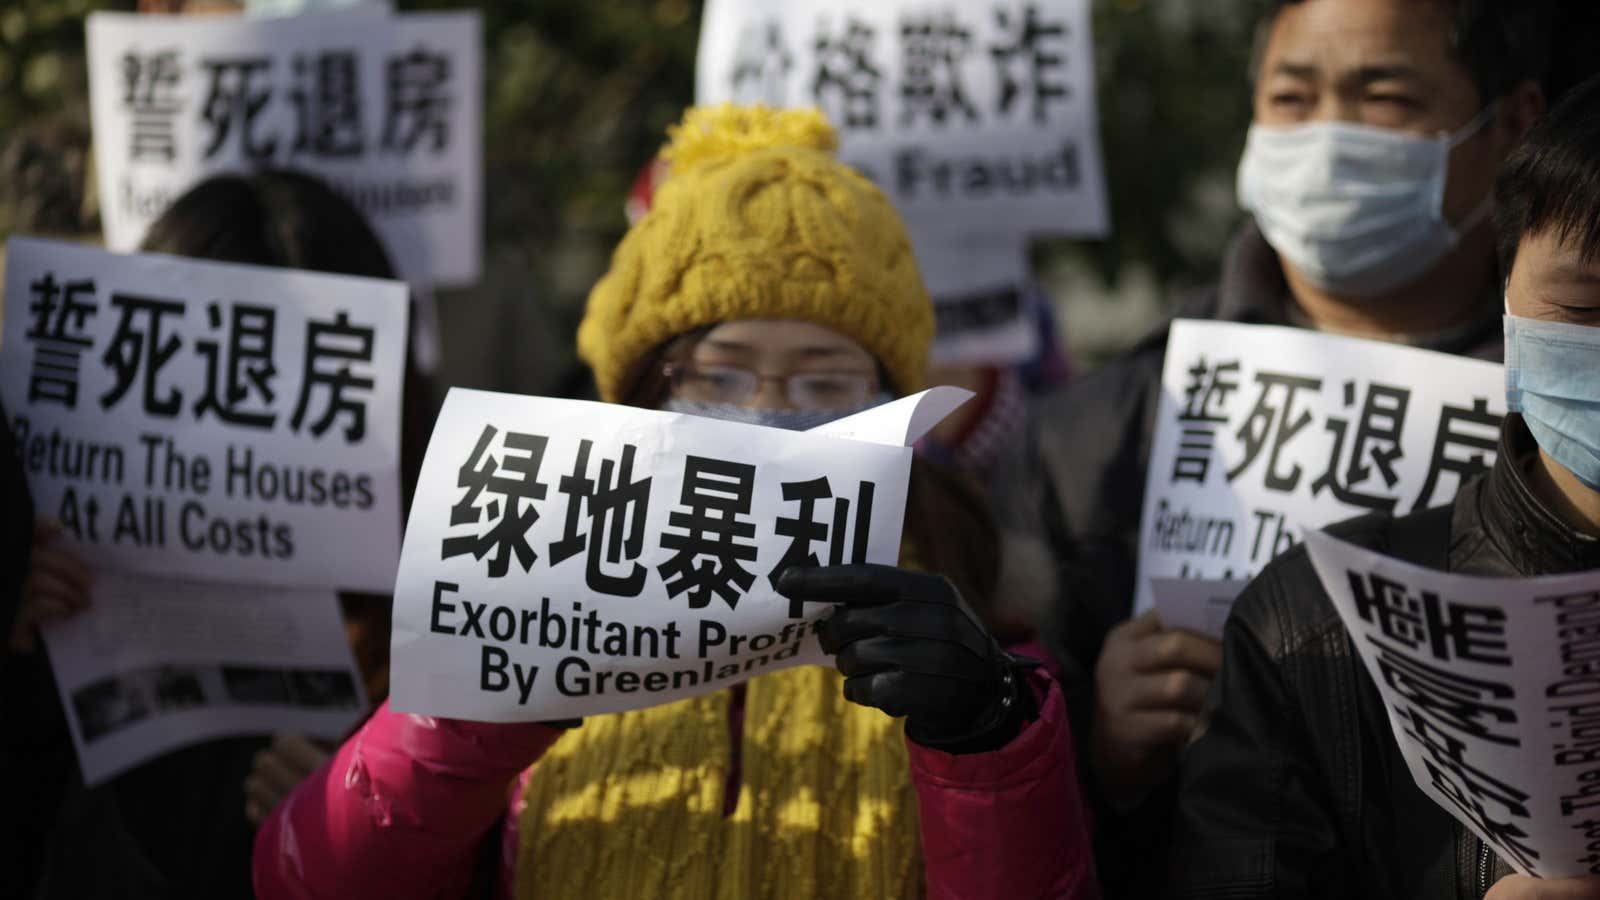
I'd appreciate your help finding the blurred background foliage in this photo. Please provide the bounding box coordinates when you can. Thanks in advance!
[0,0,1262,379]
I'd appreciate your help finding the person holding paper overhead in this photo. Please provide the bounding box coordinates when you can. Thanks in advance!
[253,105,1097,900]
[1171,73,1600,898]
[1031,1,1564,892]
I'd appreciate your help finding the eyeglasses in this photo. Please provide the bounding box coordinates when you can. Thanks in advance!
[665,363,878,410]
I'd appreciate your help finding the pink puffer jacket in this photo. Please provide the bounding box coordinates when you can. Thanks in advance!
[253,668,1098,900]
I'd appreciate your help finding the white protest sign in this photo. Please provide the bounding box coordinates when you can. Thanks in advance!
[1306,529,1600,879]
[1,236,408,591]
[695,0,1105,362]
[1136,320,1506,616]
[391,387,970,722]
[1150,577,1248,640]
[43,571,366,786]
[87,10,482,286]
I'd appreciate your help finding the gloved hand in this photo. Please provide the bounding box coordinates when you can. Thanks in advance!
[776,564,1035,753]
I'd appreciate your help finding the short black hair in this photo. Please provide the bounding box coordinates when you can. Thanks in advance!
[138,168,395,280]
[1495,73,1600,272]
[1255,0,1556,105]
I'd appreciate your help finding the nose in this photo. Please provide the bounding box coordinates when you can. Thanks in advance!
[744,376,792,411]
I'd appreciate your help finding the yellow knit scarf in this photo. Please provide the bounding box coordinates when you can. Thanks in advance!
[514,665,922,899]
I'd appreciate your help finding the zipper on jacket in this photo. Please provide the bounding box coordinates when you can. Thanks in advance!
[1476,841,1491,897]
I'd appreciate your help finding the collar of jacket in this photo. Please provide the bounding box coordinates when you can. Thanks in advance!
[1202,220,1505,361]
[1478,413,1600,575]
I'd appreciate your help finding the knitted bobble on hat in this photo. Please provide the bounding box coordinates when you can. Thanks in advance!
[577,104,935,403]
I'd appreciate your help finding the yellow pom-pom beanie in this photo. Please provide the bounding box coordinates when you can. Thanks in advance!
[577,105,935,403]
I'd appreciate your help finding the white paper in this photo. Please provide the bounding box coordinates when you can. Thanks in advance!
[1306,529,1600,879]
[1136,320,1506,616]
[87,10,481,286]
[1,236,408,592]
[42,571,366,786]
[1150,577,1248,640]
[390,388,958,722]
[695,0,1105,362]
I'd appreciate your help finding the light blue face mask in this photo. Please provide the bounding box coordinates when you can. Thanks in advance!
[666,394,892,431]
[1505,312,1600,491]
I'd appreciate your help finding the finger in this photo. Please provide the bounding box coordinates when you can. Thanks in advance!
[835,636,990,687]
[1107,609,1163,646]
[33,518,61,546]
[1134,629,1224,676]
[841,669,921,719]
[252,750,307,796]
[1114,709,1202,751]
[245,799,267,828]
[270,733,330,775]
[243,774,280,812]
[775,564,944,608]
[32,548,94,599]
[25,573,90,615]
[1118,669,1212,714]
[819,600,984,658]
[19,591,71,625]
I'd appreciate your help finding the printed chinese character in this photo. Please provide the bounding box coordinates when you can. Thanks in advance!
[194,302,277,429]
[199,58,277,161]
[23,275,98,408]
[1401,707,1540,872]
[899,13,977,126]
[1172,357,1240,484]
[290,311,374,442]
[549,440,653,597]
[1311,381,1410,513]
[1366,635,1516,749]
[441,425,550,577]
[768,477,876,616]
[1413,397,1501,512]
[658,456,759,610]
[812,17,883,129]
[289,50,364,158]
[729,20,794,105]
[988,2,1070,123]
[100,293,185,417]
[1227,371,1322,492]
[1350,572,1511,666]
[122,50,183,162]
[381,47,450,154]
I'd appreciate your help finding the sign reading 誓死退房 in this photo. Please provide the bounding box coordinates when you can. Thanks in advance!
[694,0,1106,364]
[389,387,970,722]
[86,10,481,286]
[1,236,409,592]
[1308,530,1600,879]
[1137,320,1507,621]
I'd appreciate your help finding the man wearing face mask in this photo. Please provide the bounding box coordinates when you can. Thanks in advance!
[1033,1,1554,893]
[1170,71,1600,900]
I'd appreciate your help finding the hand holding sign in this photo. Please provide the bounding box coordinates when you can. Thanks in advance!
[777,563,1031,752]
[13,520,95,654]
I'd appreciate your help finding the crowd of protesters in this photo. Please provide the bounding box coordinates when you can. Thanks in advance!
[6,1,1600,899]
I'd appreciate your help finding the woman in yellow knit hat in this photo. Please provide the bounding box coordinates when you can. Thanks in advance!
[253,106,1097,900]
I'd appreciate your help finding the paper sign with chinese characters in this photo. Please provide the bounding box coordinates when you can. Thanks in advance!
[695,0,1105,363]
[0,236,408,592]
[87,10,481,286]
[1308,529,1600,879]
[1136,320,1506,615]
[389,387,970,722]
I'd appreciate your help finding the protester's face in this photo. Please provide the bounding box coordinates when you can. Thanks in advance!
[1253,0,1503,224]
[1506,230,1600,327]
[670,320,880,412]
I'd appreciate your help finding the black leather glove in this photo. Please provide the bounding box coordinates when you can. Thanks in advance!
[776,564,1036,754]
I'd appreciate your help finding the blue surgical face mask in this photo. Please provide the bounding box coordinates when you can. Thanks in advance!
[1505,311,1600,491]
[665,394,892,431]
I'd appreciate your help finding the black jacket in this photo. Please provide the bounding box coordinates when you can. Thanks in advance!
[1032,223,1504,895]
[1170,416,1600,898]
